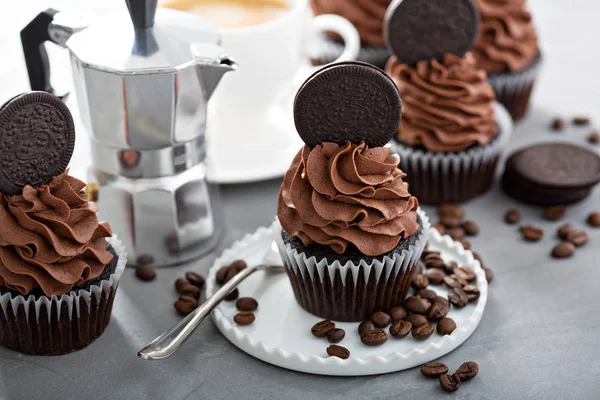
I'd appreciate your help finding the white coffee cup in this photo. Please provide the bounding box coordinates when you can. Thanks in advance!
[202,0,361,183]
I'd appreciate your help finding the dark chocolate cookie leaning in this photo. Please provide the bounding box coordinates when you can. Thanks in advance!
[0,92,75,195]
[384,0,480,67]
[293,61,402,148]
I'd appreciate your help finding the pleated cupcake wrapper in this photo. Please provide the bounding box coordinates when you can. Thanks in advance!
[311,37,391,68]
[487,53,543,121]
[0,236,127,355]
[274,209,430,322]
[390,102,513,204]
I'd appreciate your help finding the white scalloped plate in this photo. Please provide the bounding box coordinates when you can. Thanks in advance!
[206,222,488,376]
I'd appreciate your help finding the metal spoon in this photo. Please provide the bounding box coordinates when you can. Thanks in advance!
[138,242,285,360]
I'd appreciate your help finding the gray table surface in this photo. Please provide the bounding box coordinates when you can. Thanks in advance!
[1,1,600,399]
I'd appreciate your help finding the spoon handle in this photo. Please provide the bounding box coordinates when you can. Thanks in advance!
[138,265,260,360]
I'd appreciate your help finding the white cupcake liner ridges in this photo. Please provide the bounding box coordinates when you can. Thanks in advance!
[390,102,513,205]
[0,236,127,355]
[274,209,430,322]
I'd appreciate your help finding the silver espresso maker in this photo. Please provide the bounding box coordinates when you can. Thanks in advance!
[21,0,237,266]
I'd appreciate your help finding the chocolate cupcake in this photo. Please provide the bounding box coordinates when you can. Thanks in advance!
[275,61,430,322]
[472,0,541,121]
[0,92,126,355]
[311,0,392,68]
[384,0,513,204]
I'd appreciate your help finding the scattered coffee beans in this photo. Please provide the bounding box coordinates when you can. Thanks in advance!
[455,361,479,381]
[504,208,521,224]
[437,317,457,335]
[447,227,466,241]
[406,314,428,329]
[137,254,154,265]
[174,278,189,293]
[443,276,462,289]
[312,320,335,338]
[180,284,201,300]
[421,362,449,378]
[587,131,600,144]
[236,297,258,312]
[224,288,239,301]
[463,285,480,302]
[433,223,446,235]
[412,274,429,290]
[438,204,464,219]
[389,306,408,322]
[135,265,156,281]
[483,267,494,283]
[459,239,472,250]
[185,272,205,288]
[412,323,435,340]
[557,223,576,240]
[543,206,566,221]
[414,289,437,302]
[588,212,600,227]
[462,221,479,236]
[371,311,392,328]
[428,299,450,322]
[424,255,445,269]
[230,260,247,272]
[520,225,544,241]
[216,266,229,284]
[450,274,468,288]
[459,267,476,282]
[440,215,462,228]
[444,261,458,274]
[439,374,461,392]
[566,230,589,247]
[361,329,388,346]
[358,320,376,335]
[573,116,590,125]
[405,296,431,315]
[551,118,565,130]
[224,267,238,284]
[448,288,469,308]
[551,242,576,259]
[327,328,345,344]
[233,312,255,326]
[326,345,350,359]
[174,295,197,315]
[389,320,412,338]
[425,268,446,285]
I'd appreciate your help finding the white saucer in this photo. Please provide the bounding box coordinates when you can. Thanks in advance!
[206,222,488,376]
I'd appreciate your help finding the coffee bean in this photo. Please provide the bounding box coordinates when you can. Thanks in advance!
[174,295,197,315]
[440,215,462,228]
[456,361,479,381]
[424,255,445,269]
[405,296,431,315]
[587,131,600,144]
[444,261,458,274]
[233,312,255,325]
[358,320,376,335]
[180,284,201,300]
[230,260,247,272]
[361,329,388,346]
[326,345,350,359]
[451,274,469,287]
[236,297,258,312]
[551,117,565,130]
[557,223,577,240]
[422,250,441,260]
[443,276,462,289]
[224,267,238,284]
[389,320,412,338]
[412,274,429,290]
[438,204,464,219]
[452,268,469,281]
[439,374,461,392]
[462,220,479,236]
[434,223,446,235]
[459,267,476,282]
[472,252,484,267]
[137,254,154,265]
[216,266,230,284]
[483,267,494,283]
[588,212,600,227]
[327,328,345,344]
[389,306,408,322]
[185,272,205,288]
[459,239,471,250]
[414,262,423,275]
[551,242,576,259]
[520,225,544,241]
[224,288,239,301]
[174,277,189,293]
[437,317,457,335]
[543,206,566,221]
[406,314,428,329]
[448,288,469,308]
[425,268,446,285]
[312,320,335,338]
[420,362,449,378]
[504,208,521,224]
[566,230,589,247]
[371,311,392,328]
[412,323,434,340]
[428,298,450,322]
[135,265,156,281]
[447,227,466,241]
[573,116,590,125]
[414,289,437,302]
[463,285,480,302]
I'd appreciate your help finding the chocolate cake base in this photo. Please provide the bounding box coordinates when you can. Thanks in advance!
[0,245,119,355]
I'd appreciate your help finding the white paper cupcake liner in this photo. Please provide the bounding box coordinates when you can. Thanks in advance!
[274,209,430,322]
[310,36,391,68]
[390,102,513,204]
[0,236,127,355]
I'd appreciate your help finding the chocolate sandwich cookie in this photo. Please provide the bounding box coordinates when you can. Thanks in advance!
[502,143,600,206]
[0,91,75,195]
[293,61,401,148]
[384,0,479,67]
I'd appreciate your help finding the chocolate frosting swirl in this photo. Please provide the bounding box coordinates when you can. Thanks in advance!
[0,172,114,296]
[472,0,539,73]
[386,53,498,153]
[278,142,420,256]
[311,0,392,46]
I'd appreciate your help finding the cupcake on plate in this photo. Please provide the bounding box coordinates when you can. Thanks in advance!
[276,61,430,322]
[384,0,513,204]
[0,92,126,355]
[311,0,392,68]
[472,0,541,122]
